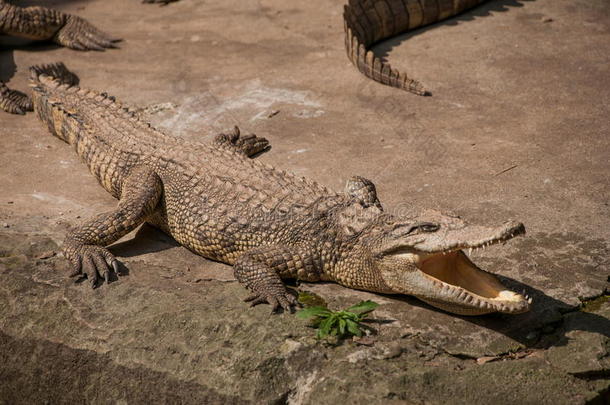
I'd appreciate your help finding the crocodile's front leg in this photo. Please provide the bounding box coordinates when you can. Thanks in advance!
[234,245,320,312]
[64,166,162,288]
[0,2,118,50]
[0,81,32,114]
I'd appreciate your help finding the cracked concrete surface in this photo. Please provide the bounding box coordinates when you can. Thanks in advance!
[0,0,609,403]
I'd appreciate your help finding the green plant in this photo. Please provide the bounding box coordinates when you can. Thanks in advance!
[296,300,379,339]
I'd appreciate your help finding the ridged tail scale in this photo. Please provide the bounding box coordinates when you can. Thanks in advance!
[343,0,487,95]
[29,63,81,145]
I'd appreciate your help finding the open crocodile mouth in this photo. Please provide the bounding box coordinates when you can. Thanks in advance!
[416,251,530,314]
[410,223,531,315]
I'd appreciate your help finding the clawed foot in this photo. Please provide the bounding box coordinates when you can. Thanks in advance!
[0,83,33,115]
[64,245,121,288]
[244,290,299,313]
[216,126,270,157]
[54,16,120,51]
[142,0,179,4]
[234,133,270,157]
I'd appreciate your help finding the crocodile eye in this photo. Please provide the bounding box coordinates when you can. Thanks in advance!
[417,223,439,232]
[391,222,439,236]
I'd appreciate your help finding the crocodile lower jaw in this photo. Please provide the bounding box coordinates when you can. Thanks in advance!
[416,250,531,315]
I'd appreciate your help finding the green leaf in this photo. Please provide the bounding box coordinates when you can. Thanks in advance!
[316,328,325,339]
[338,318,347,336]
[318,317,335,339]
[345,319,362,337]
[296,306,332,319]
[343,312,360,322]
[346,300,379,315]
[326,314,339,330]
[297,300,379,340]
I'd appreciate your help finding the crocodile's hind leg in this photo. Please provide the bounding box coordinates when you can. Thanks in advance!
[53,13,119,51]
[214,126,270,157]
[234,245,320,312]
[63,166,162,288]
[345,176,383,210]
[0,82,32,114]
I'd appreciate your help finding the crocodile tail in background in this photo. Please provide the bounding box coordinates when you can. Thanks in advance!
[343,0,487,95]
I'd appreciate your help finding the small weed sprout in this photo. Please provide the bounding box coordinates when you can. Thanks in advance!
[296,300,379,339]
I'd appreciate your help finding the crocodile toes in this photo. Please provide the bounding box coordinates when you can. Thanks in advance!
[0,83,33,115]
[244,291,298,313]
[142,0,179,4]
[236,134,270,157]
[54,16,120,51]
[65,245,120,288]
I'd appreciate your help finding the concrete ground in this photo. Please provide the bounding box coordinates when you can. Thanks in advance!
[0,0,608,403]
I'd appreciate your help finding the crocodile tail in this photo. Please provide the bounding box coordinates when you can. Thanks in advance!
[344,18,427,95]
[29,63,82,144]
[343,0,487,96]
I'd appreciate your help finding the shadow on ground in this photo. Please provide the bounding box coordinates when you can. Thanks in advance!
[374,0,537,64]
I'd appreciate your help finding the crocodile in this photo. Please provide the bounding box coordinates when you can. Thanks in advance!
[0,0,173,114]
[344,0,488,95]
[27,63,531,316]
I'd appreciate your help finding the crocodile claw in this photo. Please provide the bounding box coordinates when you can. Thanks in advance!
[64,244,121,288]
[111,259,121,277]
[244,292,299,313]
[142,0,179,4]
[54,15,120,51]
[215,126,270,157]
[0,83,33,115]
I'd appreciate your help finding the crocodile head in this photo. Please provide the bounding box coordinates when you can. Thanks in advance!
[335,207,530,315]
